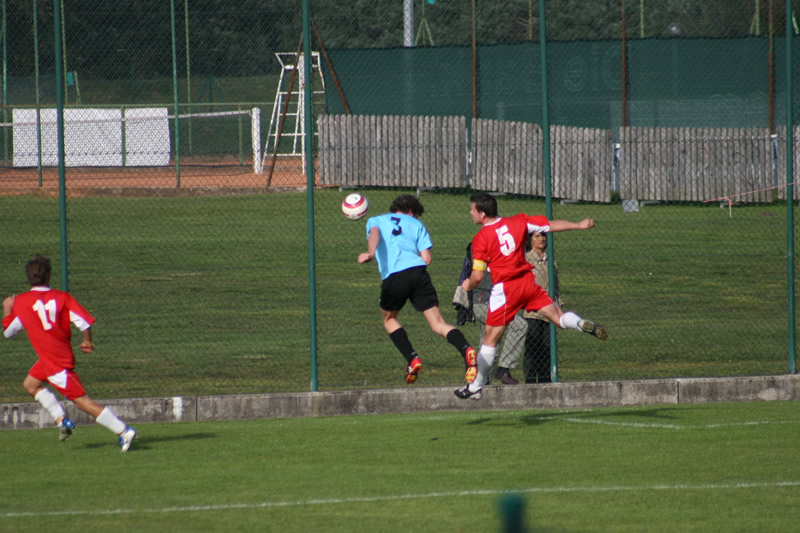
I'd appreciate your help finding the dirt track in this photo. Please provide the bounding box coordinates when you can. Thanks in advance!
[0,157,320,196]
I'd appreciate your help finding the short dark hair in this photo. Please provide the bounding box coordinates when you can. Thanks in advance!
[390,194,424,217]
[470,193,497,218]
[26,255,51,286]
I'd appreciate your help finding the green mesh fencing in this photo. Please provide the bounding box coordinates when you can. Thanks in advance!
[322,37,788,129]
[0,0,798,404]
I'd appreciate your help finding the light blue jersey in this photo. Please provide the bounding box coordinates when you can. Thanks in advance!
[365,213,433,280]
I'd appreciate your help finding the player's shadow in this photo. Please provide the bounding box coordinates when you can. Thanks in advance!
[83,431,216,450]
[466,405,700,427]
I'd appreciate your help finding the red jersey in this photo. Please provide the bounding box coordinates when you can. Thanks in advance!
[471,213,550,283]
[2,287,95,370]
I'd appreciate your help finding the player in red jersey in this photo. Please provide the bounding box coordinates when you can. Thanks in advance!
[454,193,608,400]
[3,255,137,451]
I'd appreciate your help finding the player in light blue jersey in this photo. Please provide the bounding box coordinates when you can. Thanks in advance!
[358,194,477,384]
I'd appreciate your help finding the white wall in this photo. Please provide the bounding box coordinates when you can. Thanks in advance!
[13,107,170,167]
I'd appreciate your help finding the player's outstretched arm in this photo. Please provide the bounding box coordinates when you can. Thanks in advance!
[461,268,485,292]
[419,248,432,265]
[2,295,15,317]
[358,226,382,264]
[549,218,595,232]
[78,328,94,353]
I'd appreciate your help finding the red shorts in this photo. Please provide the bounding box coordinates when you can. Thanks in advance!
[486,274,554,327]
[28,360,87,401]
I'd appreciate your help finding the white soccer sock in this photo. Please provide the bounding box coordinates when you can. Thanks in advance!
[96,407,126,435]
[470,344,497,391]
[35,388,66,421]
[559,311,582,331]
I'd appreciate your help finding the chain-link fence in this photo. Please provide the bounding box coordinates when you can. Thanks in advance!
[1,0,798,403]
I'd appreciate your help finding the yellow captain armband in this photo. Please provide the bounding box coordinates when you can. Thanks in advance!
[472,259,487,271]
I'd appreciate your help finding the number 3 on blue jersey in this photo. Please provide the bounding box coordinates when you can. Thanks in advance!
[391,216,403,236]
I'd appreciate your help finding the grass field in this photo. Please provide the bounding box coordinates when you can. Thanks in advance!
[0,400,798,532]
[0,189,796,401]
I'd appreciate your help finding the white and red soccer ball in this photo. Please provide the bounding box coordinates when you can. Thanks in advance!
[341,193,369,220]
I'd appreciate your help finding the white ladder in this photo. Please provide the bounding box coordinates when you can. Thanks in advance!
[263,51,325,171]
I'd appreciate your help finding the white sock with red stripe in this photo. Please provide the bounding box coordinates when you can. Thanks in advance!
[35,388,66,421]
[96,407,126,435]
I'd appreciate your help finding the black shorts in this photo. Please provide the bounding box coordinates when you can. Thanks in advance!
[380,265,440,313]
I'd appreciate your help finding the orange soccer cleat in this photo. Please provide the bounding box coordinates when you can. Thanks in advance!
[405,356,423,384]
[464,347,478,383]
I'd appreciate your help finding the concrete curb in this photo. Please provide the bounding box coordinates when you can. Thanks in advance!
[2,374,799,430]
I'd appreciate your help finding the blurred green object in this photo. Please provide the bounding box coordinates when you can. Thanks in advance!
[499,493,527,533]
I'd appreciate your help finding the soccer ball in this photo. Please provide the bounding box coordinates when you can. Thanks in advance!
[341,193,369,220]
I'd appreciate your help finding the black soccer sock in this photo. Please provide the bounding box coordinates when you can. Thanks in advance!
[446,328,472,357]
[389,328,418,363]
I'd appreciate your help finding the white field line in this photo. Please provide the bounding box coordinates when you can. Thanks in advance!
[704,421,793,428]
[563,418,683,429]
[561,418,795,430]
[3,481,800,519]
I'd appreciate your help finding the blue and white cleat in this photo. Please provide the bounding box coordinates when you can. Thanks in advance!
[119,426,137,452]
[59,417,76,441]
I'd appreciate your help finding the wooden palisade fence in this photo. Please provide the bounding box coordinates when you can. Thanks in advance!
[619,127,774,203]
[318,114,790,205]
[317,114,467,189]
[774,126,800,200]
